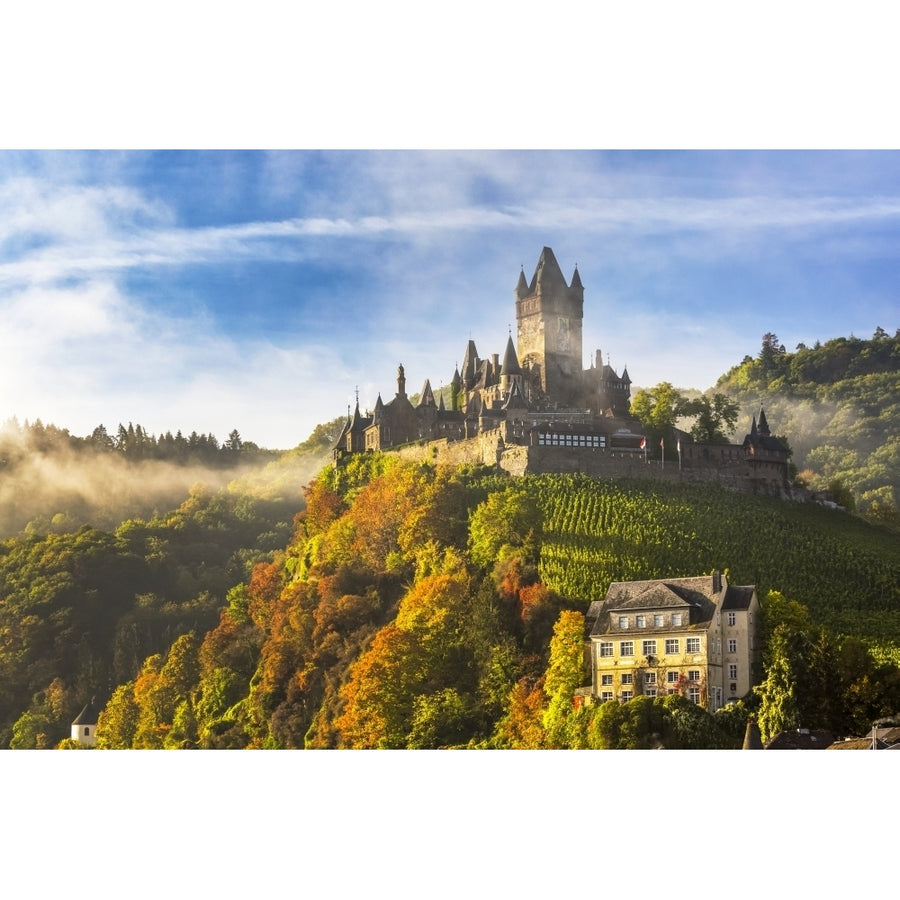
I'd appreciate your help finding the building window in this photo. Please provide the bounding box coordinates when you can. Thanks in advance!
[601,691,614,702]
[643,671,657,684]
[599,642,613,657]
[618,616,629,629]
[601,674,613,686]
[654,614,664,627]
[686,637,701,654]
[672,613,683,626]
[636,615,646,628]
[642,639,657,657]
[665,638,679,654]
[667,671,680,684]
[727,612,736,626]
[728,664,738,680]
[728,638,737,653]
[621,691,633,702]
[620,641,634,657]
[714,638,721,655]
[688,687,701,705]
[644,688,657,698]
[621,673,633,685]
[84,727,90,736]
[688,669,701,682]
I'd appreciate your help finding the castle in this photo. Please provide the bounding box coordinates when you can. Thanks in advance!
[333,247,790,494]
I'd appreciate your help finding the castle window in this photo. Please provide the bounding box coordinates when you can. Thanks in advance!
[667,671,680,684]
[728,639,737,653]
[644,688,657,698]
[599,642,613,658]
[618,616,629,629]
[688,687,701,705]
[728,664,738,680]
[601,691,614,702]
[686,637,701,654]
[621,691,633,702]
[654,614,664,627]
[727,612,736,626]
[665,639,680,654]
[619,641,634,657]
[601,674,613,686]
[672,613,683,626]
[643,671,657,684]
[642,639,657,657]
[688,669,701,682]
[84,727,90,736]
[636,615,646,628]
[620,673,633,685]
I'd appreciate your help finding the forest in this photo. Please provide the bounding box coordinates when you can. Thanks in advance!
[2,334,898,749]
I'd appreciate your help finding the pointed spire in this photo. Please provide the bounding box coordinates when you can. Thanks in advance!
[621,365,631,383]
[742,717,764,750]
[529,246,567,294]
[502,377,529,411]
[571,265,583,289]
[419,379,436,408]
[758,407,771,436]
[438,392,445,411]
[515,265,529,298]
[750,415,758,438]
[501,334,522,376]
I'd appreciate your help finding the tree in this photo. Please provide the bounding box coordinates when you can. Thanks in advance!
[680,392,740,443]
[542,610,587,748]
[96,682,140,749]
[468,487,542,570]
[630,382,686,446]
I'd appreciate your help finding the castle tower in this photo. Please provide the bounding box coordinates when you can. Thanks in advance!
[515,247,584,406]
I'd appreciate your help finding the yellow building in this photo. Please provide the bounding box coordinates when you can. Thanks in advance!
[586,572,759,712]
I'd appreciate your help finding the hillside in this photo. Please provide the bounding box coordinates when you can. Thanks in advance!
[715,329,900,517]
[23,455,895,750]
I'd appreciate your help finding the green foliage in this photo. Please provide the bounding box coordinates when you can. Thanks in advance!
[716,330,900,513]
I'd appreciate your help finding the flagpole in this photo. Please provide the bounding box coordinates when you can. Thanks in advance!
[660,437,665,470]
[677,438,682,471]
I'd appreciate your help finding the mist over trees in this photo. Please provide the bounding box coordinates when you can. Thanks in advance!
[715,328,900,519]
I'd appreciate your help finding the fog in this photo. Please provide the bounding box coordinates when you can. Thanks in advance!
[0,428,330,539]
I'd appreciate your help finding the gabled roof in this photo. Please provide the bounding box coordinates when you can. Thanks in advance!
[72,697,102,726]
[722,585,756,610]
[589,574,732,637]
[419,379,436,408]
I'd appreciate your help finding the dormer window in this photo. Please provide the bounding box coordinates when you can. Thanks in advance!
[636,615,646,628]
[672,613,683,626]
[618,616,628,629]
[654,614,664,627]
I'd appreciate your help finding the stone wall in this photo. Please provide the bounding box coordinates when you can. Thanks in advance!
[390,432,789,497]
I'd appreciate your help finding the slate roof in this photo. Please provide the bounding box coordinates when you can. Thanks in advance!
[72,697,102,726]
[765,729,835,749]
[589,575,725,637]
[722,585,756,610]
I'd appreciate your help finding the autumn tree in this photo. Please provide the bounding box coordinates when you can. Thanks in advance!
[542,610,588,748]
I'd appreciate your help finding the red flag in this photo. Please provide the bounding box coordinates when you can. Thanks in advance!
[639,436,646,450]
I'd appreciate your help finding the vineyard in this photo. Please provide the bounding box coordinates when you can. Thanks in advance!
[523,474,900,648]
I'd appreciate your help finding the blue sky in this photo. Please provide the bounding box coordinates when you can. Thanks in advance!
[1,149,898,448]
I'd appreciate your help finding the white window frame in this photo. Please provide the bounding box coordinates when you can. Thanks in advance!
[665,638,679,654]
[688,669,701,682]
[672,613,683,626]
[728,664,738,680]
[601,674,613,686]
[643,671,657,684]
[618,616,629,629]
[727,612,736,626]
[636,615,646,628]
[642,639,657,657]
[667,671,680,684]
[686,637,701,654]
[620,672,633,685]
[687,687,701,705]
[619,641,634,657]
[654,614,664,627]
[620,690,633,702]
[728,638,737,653]
[600,691,614,702]
[599,641,613,658]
